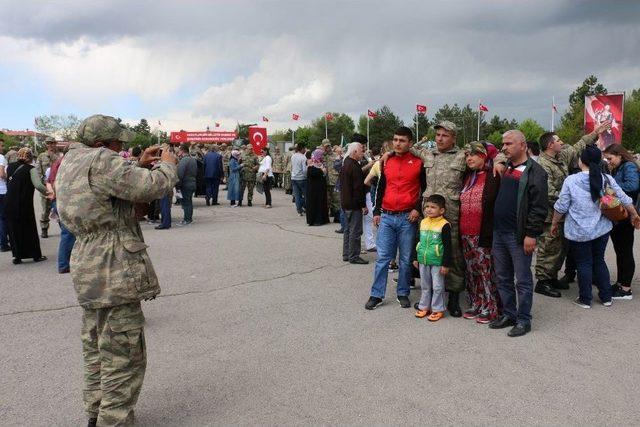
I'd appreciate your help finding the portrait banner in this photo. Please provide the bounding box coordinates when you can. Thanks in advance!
[584,93,624,149]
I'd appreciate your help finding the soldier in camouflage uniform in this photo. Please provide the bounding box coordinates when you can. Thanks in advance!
[534,124,608,298]
[239,144,259,206]
[36,138,61,238]
[272,147,284,188]
[326,144,341,222]
[56,115,178,427]
[283,146,293,194]
[221,145,230,190]
[411,121,505,316]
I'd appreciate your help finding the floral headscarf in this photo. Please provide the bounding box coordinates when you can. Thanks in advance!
[311,148,324,167]
[231,149,241,159]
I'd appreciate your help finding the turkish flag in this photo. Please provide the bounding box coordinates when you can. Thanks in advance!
[215,122,220,127]
[416,104,427,114]
[325,113,334,121]
[367,109,377,119]
[479,103,489,112]
[262,116,269,122]
[249,127,268,154]
[292,113,300,121]
[170,131,188,143]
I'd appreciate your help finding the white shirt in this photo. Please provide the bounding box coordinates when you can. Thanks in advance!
[258,155,274,177]
[0,154,7,195]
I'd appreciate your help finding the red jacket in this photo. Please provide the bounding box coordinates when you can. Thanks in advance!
[374,152,424,214]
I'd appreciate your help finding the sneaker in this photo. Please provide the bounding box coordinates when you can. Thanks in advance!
[602,300,613,307]
[365,296,383,310]
[476,311,495,324]
[463,308,480,319]
[573,298,591,309]
[388,261,398,272]
[612,286,633,300]
[427,311,445,322]
[397,295,411,308]
[415,309,431,318]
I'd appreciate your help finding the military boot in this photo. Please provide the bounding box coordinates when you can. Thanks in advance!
[41,229,48,239]
[447,291,462,317]
[87,418,97,427]
[535,279,561,297]
[248,201,252,207]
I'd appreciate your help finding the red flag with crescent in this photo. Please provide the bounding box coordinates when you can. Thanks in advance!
[416,104,427,114]
[262,116,269,122]
[479,103,489,112]
[367,109,377,119]
[325,113,334,121]
[249,127,268,154]
[292,113,300,121]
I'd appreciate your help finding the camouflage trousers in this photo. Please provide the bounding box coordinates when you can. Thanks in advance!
[535,221,567,281]
[40,195,53,231]
[327,185,341,215]
[284,172,292,191]
[443,208,465,293]
[81,302,146,426]
[240,179,255,203]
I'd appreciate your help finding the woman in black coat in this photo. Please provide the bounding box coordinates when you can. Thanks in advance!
[305,148,329,226]
[5,148,51,264]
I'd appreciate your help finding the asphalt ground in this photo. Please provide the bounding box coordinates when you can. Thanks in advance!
[1,188,639,426]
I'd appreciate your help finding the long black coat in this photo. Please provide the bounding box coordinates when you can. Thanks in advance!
[4,162,42,259]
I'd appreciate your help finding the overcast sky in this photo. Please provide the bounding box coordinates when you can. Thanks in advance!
[2,0,639,134]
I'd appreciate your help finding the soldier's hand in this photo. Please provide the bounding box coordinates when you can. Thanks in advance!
[139,146,161,167]
[493,162,506,177]
[594,120,612,135]
[160,147,178,165]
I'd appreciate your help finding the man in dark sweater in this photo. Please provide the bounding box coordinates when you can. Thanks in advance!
[340,134,368,264]
[177,143,198,225]
[489,130,548,337]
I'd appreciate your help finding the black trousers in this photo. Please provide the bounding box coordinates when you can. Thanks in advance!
[610,219,636,286]
[264,177,273,206]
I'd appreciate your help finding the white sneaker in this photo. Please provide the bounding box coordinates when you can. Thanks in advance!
[602,300,612,307]
[573,298,591,309]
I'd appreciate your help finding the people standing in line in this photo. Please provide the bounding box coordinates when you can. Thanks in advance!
[365,127,425,310]
[4,148,52,264]
[35,138,60,238]
[177,143,198,224]
[203,144,223,206]
[459,142,501,324]
[239,144,259,207]
[272,147,284,188]
[340,136,369,265]
[56,114,178,427]
[534,125,607,298]
[603,143,640,300]
[488,130,548,337]
[227,149,242,206]
[0,137,10,252]
[413,195,452,322]
[291,143,308,216]
[305,148,330,226]
[410,121,506,317]
[258,147,274,208]
[552,145,640,309]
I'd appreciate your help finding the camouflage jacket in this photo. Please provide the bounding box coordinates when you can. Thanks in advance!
[327,153,340,186]
[242,152,260,181]
[272,153,284,173]
[222,151,231,169]
[284,151,293,172]
[538,133,597,221]
[56,143,178,309]
[36,151,61,180]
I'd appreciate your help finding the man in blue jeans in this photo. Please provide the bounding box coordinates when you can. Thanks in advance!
[489,130,548,337]
[290,143,307,216]
[365,127,425,310]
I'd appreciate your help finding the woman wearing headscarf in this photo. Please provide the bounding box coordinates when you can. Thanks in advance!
[4,148,52,264]
[258,147,274,208]
[305,148,330,226]
[459,142,501,323]
[603,144,640,300]
[552,145,640,308]
[226,149,242,206]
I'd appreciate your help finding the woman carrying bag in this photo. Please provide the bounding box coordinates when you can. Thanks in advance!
[552,145,640,309]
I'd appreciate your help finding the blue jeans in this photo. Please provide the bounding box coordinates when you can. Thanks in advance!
[0,194,9,249]
[58,220,76,271]
[570,233,612,305]
[338,209,347,232]
[181,185,195,222]
[370,213,417,299]
[205,177,220,203]
[292,179,306,214]
[493,231,533,325]
[159,194,172,228]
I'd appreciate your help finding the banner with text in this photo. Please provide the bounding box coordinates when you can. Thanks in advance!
[169,130,237,144]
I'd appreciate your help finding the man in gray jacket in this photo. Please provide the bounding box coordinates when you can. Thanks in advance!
[177,143,198,225]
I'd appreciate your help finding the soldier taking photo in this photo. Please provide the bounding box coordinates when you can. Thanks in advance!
[56,114,178,427]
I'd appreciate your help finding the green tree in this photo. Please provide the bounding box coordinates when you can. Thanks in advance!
[132,119,151,136]
[518,118,545,142]
[433,103,487,146]
[34,114,82,140]
[557,75,607,144]
[622,89,640,152]
[291,126,315,147]
[0,131,19,149]
[412,113,431,142]
[357,105,403,150]
[486,130,504,146]
[311,112,355,147]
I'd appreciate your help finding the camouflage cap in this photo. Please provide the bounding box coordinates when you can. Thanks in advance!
[321,138,331,146]
[77,114,135,147]
[433,120,458,134]
[44,137,57,144]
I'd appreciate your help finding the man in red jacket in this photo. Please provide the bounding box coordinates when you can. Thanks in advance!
[366,126,426,309]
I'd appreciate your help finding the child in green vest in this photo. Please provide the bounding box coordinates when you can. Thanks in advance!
[413,194,452,321]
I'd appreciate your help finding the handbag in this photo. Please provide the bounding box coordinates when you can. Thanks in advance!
[600,175,628,222]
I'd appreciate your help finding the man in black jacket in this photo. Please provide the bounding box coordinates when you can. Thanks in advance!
[489,130,548,337]
[340,135,369,264]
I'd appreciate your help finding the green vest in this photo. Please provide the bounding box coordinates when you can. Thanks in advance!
[416,216,449,266]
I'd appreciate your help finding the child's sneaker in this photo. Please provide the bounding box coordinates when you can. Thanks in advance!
[463,307,480,319]
[415,309,431,318]
[427,311,445,322]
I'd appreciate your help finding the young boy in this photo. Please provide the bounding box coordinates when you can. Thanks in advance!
[413,194,452,321]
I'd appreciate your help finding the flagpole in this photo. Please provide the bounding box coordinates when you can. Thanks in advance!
[416,113,419,144]
[551,96,555,132]
[477,99,481,141]
[366,114,370,151]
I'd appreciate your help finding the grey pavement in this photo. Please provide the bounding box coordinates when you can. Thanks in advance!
[1,188,640,426]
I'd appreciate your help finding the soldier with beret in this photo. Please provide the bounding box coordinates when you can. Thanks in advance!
[56,114,178,427]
